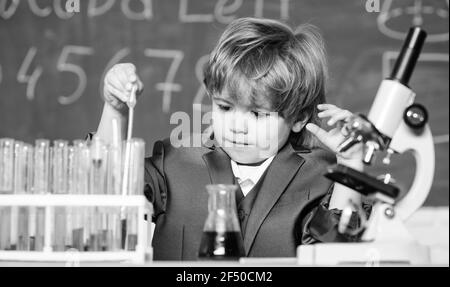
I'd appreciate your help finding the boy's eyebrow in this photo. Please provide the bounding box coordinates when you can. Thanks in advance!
[212,96,233,104]
[250,101,272,111]
[213,96,273,111]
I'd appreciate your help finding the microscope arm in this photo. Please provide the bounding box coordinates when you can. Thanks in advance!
[389,121,435,221]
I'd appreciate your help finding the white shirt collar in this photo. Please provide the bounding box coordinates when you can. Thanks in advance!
[230,156,275,196]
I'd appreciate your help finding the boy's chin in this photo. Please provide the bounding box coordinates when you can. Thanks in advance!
[222,146,274,164]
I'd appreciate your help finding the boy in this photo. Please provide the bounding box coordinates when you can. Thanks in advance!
[96,18,363,260]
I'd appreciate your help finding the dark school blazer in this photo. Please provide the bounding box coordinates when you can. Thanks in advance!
[144,137,352,261]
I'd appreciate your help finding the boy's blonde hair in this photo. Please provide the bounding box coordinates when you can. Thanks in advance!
[203,17,328,148]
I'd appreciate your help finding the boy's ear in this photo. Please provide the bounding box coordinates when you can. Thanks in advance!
[291,120,307,133]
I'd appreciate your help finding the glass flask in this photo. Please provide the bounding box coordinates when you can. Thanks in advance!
[198,184,245,260]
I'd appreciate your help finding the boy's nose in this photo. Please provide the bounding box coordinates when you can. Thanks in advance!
[230,111,249,134]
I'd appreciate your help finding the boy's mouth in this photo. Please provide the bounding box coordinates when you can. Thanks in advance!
[223,137,252,147]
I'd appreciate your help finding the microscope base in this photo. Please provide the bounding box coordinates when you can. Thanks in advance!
[297,241,430,266]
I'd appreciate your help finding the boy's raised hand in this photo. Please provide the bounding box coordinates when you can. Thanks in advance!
[306,104,364,169]
[103,63,144,115]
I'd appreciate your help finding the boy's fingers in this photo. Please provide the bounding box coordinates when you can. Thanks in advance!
[113,66,129,87]
[105,75,126,93]
[125,75,139,91]
[125,82,133,91]
[114,63,140,92]
[105,83,129,103]
[123,63,136,74]
[317,104,337,110]
[318,108,340,118]
[124,64,138,82]
[306,123,332,147]
[327,111,353,126]
[128,74,137,82]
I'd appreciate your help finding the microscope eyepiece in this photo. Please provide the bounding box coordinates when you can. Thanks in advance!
[389,27,427,86]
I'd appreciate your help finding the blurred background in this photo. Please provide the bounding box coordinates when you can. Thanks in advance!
[0,0,448,208]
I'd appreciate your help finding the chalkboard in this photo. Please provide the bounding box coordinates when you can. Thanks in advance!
[0,0,448,206]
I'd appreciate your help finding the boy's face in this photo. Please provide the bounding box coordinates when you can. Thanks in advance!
[212,92,293,164]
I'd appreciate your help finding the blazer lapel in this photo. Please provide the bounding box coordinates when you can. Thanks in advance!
[202,146,235,185]
[243,142,306,255]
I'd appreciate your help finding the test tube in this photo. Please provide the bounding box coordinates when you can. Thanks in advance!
[72,140,90,251]
[15,143,33,250]
[73,140,90,195]
[89,136,107,195]
[66,146,75,250]
[0,138,14,250]
[52,140,69,194]
[9,141,24,250]
[52,140,69,251]
[122,138,145,196]
[88,136,108,251]
[122,138,145,251]
[107,118,122,196]
[0,138,14,193]
[33,139,50,194]
[30,139,50,251]
[104,118,123,251]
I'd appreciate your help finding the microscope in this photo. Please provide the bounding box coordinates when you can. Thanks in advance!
[298,27,435,265]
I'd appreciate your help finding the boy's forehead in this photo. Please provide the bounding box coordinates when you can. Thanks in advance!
[215,90,273,110]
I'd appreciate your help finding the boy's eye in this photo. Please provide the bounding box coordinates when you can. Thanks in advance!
[218,104,231,111]
[252,111,270,118]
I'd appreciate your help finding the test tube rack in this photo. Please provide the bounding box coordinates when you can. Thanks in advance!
[0,194,153,264]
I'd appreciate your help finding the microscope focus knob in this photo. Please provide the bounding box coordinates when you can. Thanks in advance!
[404,103,428,129]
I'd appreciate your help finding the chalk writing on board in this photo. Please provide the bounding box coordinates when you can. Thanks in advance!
[8,45,212,111]
[87,0,115,17]
[1,0,290,21]
[144,49,184,113]
[0,0,18,19]
[193,54,211,112]
[214,0,243,24]
[180,0,290,23]
[255,0,290,20]
[365,0,381,13]
[179,0,214,23]
[1,0,74,19]
[65,0,80,14]
[57,46,94,105]
[54,0,75,19]
[17,47,43,101]
[121,0,153,20]
[28,0,52,17]
[378,0,449,42]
